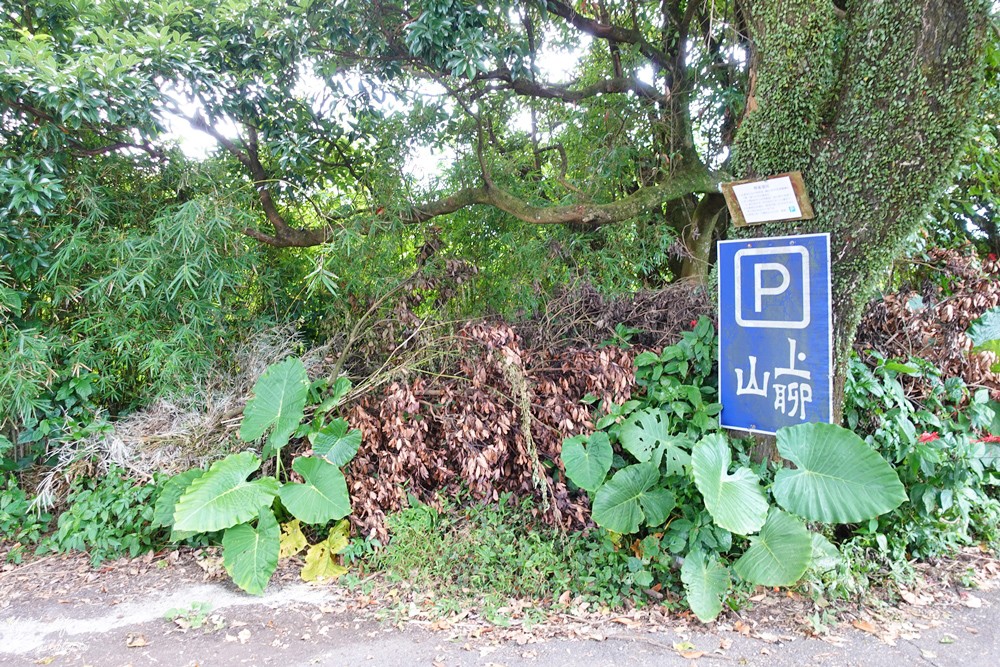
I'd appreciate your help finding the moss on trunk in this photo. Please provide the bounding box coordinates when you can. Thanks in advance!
[731,0,989,421]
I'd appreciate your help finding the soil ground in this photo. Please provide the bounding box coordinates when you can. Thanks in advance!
[1,548,997,667]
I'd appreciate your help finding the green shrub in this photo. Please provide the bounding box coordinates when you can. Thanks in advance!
[0,476,51,563]
[843,353,1000,559]
[38,467,164,565]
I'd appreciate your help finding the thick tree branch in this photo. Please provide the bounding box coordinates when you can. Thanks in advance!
[502,74,669,105]
[235,163,720,248]
[403,164,719,228]
[544,0,673,74]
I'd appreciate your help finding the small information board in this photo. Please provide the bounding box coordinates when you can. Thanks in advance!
[721,172,814,227]
[717,233,832,434]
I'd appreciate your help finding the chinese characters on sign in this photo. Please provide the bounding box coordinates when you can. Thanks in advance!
[731,177,802,224]
[719,171,815,227]
[718,234,833,434]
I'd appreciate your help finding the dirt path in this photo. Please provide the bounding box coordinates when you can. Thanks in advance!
[1,550,997,666]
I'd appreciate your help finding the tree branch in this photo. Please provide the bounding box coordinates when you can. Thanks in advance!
[501,74,669,105]
[399,164,720,228]
[545,0,673,73]
[181,110,330,247]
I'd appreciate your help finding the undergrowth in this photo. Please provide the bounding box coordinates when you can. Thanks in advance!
[362,493,642,614]
[0,323,997,620]
[0,476,51,564]
[36,466,166,566]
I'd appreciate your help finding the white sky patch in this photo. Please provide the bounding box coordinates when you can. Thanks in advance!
[536,35,590,83]
[160,83,240,160]
[405,144,457,189]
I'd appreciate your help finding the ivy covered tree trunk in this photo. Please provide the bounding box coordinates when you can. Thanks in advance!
[732,0,989,420]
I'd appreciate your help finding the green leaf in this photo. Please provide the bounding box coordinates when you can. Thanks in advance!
[691,434,768,535]
[620,408,666,461]
[315,376,352,415]
[277,456,351,525]
[618,408,690,474]
[808,532,843,574]
[883,360,918,374]
[639,487,676,527]
[222,508,280,595]
[240,358,309,454]
[773,423,907,523]
[681,549,731,623]
[592,464,675,534]
[152,468,204,528]
[733,509,812,587]
[634,351,660,367]
[968,307,1000,356]
[173,452,279,533]
[311,418,361,467]
[561,432,612,492]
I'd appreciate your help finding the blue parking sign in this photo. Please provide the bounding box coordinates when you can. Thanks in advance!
[718,233,832,434]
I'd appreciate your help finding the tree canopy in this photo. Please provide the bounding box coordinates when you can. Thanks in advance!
[0,0,993,430]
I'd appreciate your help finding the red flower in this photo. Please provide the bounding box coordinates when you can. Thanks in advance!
[989,253,997,261]
[976,434,1000,443]
[918,432,939,443]
[690,320,698,328]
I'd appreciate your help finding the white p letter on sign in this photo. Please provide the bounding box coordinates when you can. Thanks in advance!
[753,262,790,312]
[734,246,810,329]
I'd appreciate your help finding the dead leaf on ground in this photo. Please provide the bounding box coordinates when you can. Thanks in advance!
[962,594,983,608]
[125,632,149,648]
[852,619,879,636]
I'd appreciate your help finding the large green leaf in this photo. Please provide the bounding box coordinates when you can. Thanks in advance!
[277,456,351,525]
[592,464,675,534]
[173,452,279,532]
[681,549,731,623]
[773,423,906,523]
[691,434,768,535]
[222,508,280,595]
[311,418,362,467]
[561,432,612,492]
[618,408,690,474]
[808,532,843,575]
[968,307,1000,357]
[239,357,309,454]
[733,509,812,587]
[152,468,204,528]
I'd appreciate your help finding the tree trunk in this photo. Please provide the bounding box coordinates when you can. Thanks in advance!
[732,0,988,422]
[680,193,727,281]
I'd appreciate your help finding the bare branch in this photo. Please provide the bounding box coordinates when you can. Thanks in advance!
[503,74,669,104]
[544,0,672,73]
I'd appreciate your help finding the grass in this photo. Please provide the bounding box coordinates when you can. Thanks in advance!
[361,492,643,617]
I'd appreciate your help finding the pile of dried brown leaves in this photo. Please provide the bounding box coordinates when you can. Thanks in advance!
[342,321,638,541]
[325,280,712,540]
[856,247,1000,401]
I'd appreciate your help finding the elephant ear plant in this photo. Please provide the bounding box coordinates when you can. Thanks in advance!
[153,358,359,594]
[564,419,906,622]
